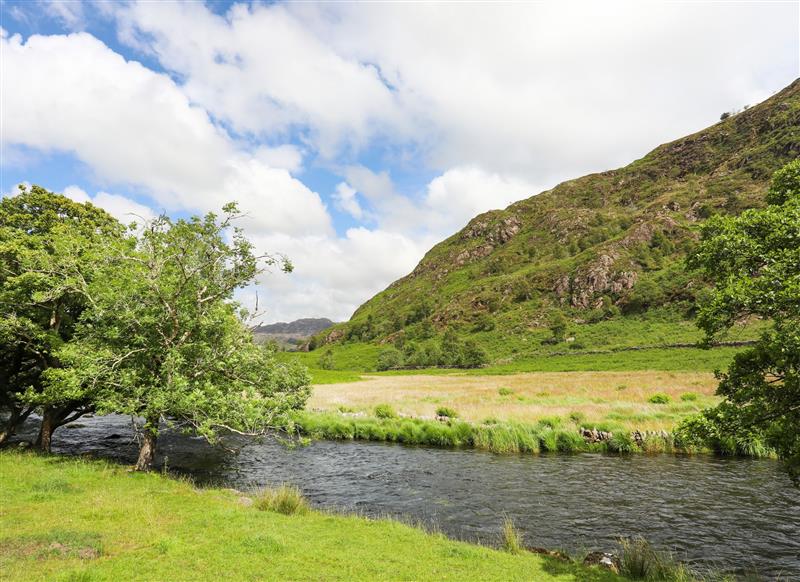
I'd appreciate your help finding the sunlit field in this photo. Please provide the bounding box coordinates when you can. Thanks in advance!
[309,370,719,432]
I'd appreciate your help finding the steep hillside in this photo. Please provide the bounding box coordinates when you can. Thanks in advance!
[313,80,799,363]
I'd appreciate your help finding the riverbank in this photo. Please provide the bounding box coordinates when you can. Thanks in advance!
[0,451,624,581]
[293,410,774,458]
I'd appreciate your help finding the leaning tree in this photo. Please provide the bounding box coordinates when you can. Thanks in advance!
[689,159,800,481]
[0,186,123,448]
[48,203,310,470]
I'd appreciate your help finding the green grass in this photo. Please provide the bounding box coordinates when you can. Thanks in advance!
[294,411,776,461]
[0,451,624,581]
[287,345,746,385]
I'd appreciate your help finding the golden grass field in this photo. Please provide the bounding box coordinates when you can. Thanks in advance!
[309,371,720,431]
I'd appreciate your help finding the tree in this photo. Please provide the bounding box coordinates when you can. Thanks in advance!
[376,347,404,371]
[548,310,568,342]
[47,204,310,470]
[0,185,122,448]
[689,160,800,481]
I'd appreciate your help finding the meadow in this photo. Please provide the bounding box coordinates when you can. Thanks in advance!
[309,371,718,432]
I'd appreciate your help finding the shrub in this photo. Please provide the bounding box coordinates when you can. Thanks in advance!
[374,404,397,419]
[461,340,488,368]
[472,313,495,332]
[679,392,698,402]
[556,430,584,453]
[501,517,523,554]
[254,485,308,515]
[568,411,586,425]
[498,387,514,396]
[648,393,671,405]
[435,406,458,419]
[318,350,335,370]
[376,347,404,371]
[607,432,637,454]
[618,537,690,581]
[548,310,568,342]
[538,428,559,452]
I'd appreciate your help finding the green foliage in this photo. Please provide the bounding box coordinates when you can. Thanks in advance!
[373,404,397,419]
[498,387,514,396]
[376,347,404,371]
[619,537,692,581]
[607,432,638,454]
[689,159,800,481]
[647,393,671,405]
[254,485,308,515]
[435,406,458,419]
[568,411,586,425]
[42,204,310,467]
[318,350,335,371]
[501,517,523,554]
[0,185,124,444]
[548,310,568,343]
[472,313,496,332]
[680,392,698,402]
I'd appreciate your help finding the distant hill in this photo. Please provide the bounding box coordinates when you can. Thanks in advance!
[312,79,799,362]
[254,318,335,349]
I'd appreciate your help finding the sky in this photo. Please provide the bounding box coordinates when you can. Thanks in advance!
[1,1,798,323]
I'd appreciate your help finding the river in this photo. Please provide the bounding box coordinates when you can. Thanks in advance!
[12,414,800,579]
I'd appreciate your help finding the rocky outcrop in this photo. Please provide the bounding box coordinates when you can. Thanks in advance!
[556,252,638,308]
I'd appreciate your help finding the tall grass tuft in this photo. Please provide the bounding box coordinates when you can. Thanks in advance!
[501,516,523,554]
[254,485,309,515]
[607,432,638,454]
[374,403,397,419]
[435,406,458,419]
[648,393,671,405]
[619,537,692,581]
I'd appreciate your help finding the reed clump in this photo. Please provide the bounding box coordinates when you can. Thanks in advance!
[254,484,309,515]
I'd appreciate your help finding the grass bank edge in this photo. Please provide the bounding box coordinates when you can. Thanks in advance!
[0,450,623,582]
[293,410,775,458]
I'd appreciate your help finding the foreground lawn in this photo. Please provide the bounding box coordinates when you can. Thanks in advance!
[310,370,718,432]
[0,452,622,582]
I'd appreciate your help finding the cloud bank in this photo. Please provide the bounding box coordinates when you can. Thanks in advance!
[1,1,797,321]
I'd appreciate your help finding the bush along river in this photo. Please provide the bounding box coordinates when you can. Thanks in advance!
[12,414,800,579]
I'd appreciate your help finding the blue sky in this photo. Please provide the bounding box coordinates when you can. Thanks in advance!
[1,1,798,322]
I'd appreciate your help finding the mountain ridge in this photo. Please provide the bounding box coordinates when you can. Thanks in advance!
[313,79,799,358]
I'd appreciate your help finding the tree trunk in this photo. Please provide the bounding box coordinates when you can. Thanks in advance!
[0,406,33,445]
[134,416,160,471]
[36,408,57,453]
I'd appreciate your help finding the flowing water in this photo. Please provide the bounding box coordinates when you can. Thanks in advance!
[12,414,800,579]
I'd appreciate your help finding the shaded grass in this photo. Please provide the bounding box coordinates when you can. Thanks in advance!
[0,451,624,581]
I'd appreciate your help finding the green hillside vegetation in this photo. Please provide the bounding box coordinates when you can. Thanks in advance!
[307,80,799,372]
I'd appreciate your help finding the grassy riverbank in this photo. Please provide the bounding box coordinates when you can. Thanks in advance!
[294,409,773,458]
[0,451,624,582]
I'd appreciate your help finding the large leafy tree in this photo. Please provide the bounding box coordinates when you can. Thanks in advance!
[49,204,310,470]
[0,186,122,448]
[689,159,800,481]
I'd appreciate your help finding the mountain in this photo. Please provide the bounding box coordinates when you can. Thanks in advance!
[254,318,335,349]
[314,80,800,360]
